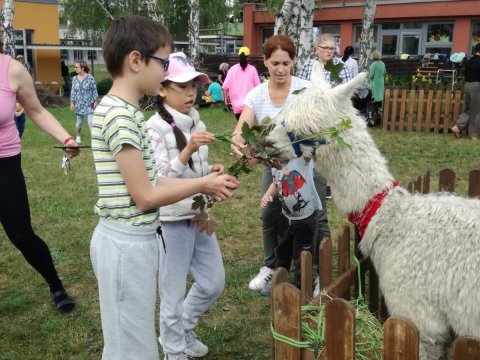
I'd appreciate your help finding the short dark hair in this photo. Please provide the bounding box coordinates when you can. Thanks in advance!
[102,15,173,78]
[264,35,296,60]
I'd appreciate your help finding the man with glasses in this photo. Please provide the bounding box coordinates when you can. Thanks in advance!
[298,33,352,85]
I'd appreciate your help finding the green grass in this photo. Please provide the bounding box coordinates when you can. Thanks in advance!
[0,106,479,359]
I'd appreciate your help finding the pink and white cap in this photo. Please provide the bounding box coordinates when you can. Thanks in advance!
[164,52,209,85]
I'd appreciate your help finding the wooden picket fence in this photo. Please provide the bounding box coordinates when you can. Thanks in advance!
[272,169,480,360]
[382,84,464,133]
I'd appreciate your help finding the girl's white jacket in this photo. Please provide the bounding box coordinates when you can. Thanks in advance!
[146,104,211,222]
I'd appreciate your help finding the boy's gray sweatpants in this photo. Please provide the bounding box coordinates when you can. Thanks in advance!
[159,221,225,357]
[90,218,160,360]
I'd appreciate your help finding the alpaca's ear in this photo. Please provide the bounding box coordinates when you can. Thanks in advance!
[332,72,368,100]
[310,62,331,89]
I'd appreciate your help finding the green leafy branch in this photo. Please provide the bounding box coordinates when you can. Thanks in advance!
[324,59,345,86]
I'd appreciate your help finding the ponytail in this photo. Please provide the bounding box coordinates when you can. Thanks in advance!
[154,90,195,171]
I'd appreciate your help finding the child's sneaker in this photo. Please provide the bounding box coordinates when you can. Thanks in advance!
[184,331,208,358]
[164,354,187,360]
[75,135,81,143]
[260,280,272,297]
[248,266,274,290]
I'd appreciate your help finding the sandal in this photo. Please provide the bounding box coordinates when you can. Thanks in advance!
[50,289,75,314]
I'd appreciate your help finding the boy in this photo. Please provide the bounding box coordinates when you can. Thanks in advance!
[91,15,239,360]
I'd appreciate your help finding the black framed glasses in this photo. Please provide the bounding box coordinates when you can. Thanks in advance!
[145,54,170,71]
[318,46,336,52]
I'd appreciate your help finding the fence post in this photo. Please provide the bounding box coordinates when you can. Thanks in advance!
[383,89,391,132]
[337,226,351,300]
[319,237,333,290]
[416,89,425,132]
[383,316,419,360]
[438,168,455,192]
[301,250,313,303]
[452,337,480,360]
[325,299,355,360]
[273,283,302,360]
[271,268,289,358]
[422,170,431,194]
[468,169,480,198]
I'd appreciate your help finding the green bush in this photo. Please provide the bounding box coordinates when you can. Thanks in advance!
[97,77,113,95]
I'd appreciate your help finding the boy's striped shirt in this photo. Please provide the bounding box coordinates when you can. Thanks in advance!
[91,95,158,226]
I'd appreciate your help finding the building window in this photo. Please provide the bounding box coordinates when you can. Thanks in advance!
[260,27,274,54]
[471,20,480,54]
[61,50,68,61]
[87,50,97,61]
[426,23,453,43]
[74,50,84,61]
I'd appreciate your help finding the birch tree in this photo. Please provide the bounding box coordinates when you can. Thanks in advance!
[188,0,200,67]
[274,0,315,73]
[1,0,15,57]
[358,0,377,72]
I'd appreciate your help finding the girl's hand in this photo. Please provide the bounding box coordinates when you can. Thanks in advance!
[211,164,224,175]
[70,103,74,112]
[186,131,215,153]
[230,134,246,159]
[203,172,239,202]
[261,193,273,208]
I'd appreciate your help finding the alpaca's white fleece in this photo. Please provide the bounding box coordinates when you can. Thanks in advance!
[266,65,480,360]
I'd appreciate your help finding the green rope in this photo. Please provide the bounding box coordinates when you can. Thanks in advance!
[270,323,311,348]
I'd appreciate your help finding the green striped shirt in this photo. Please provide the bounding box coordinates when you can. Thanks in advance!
[91,95,158,226]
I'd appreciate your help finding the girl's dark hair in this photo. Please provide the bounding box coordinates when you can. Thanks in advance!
[342,46,354,62]
[239,53,248,70]
[154,81,195,171]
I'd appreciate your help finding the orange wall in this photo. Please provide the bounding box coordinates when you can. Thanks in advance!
[0,0,61,83]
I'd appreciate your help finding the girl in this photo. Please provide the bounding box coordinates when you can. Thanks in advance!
[70,60,98,143]
[146,52,226,360]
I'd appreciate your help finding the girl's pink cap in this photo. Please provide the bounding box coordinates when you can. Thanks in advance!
[165,52,209,85]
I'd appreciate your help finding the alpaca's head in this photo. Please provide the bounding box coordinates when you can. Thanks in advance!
[265,64,368,160]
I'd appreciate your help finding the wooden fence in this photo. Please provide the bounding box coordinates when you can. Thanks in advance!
[272,169,480,359]
[382,84,465,133]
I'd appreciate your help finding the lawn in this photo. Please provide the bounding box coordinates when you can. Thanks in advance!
[0,105,479,360]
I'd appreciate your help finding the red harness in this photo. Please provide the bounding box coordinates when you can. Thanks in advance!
[348,182,399,238]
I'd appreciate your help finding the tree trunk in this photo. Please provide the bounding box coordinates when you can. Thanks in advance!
[146,0,162,22]
[188,0,200,67]
[274,0,315,74]
[1,0,15,57]
[358,0,377,73]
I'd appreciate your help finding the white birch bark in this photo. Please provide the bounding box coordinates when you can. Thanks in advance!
[358,0,377,73]
[1,0,15,57]
[146,0,163,22]
[188,0,200,67]
[274,0,314,73]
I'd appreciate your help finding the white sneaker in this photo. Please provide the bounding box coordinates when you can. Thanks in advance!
[248,266,274,291]
[75,136,81,143]
[164,354,187,360]
[313,276,320,298]
[184,331,208,358]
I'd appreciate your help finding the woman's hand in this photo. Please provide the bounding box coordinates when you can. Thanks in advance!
[70,103,74,112]
[202,172,239,202]
[211,164,224,175]
[63,139,80,159]
[230,134,246,159]
[261,193,274,208]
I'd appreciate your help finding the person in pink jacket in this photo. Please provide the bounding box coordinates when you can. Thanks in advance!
[222,46,261,120]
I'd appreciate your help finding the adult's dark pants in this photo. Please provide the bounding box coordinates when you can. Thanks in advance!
[260,164,330,269]
[0,154,63,291]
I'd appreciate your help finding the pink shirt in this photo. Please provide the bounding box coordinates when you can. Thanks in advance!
[222,63,260,114]
[0,54,21,158]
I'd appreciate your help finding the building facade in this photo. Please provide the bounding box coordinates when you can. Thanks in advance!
[243,0,480,57]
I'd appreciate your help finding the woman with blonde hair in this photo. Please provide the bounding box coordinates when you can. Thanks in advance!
[369,50,386,118]
[217,62,229,85]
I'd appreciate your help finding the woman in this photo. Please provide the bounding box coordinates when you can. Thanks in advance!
[369,50,386,117]
[217,62,228,85]
[451,43,480,140]
[70,59,98,143]
[340,46,358,79]
[0,51,79,314]
[222,47,261,120]
[231,35,324,296]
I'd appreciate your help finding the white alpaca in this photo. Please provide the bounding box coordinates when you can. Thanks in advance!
[266,63,480,360]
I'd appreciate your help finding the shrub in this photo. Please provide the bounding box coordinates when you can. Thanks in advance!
[97,77,113,95]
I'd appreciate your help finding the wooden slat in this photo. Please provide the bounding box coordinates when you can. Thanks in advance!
[433,89,443,132]
[323,265,357,299]
[383,316,419,360]
[425,90,434,131]
[453,337,480,360]
[391,89,399,131]
[325,299,355,360]
[319,237,332,290]
[416,89,424,131]
[468,170,480,198]
[399,89,407,130]
[271,267,289,359]
[414,175,421,193]
[383,89,391,132]
[439,168,455,192]
[422,170,431,194]
[337,226,351,299]
[452,90,462,122]
[301,250,312,304]
[407,89,415,131]
[273,283,302,360]
[443,89,452,134]
[407,182,413,193]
